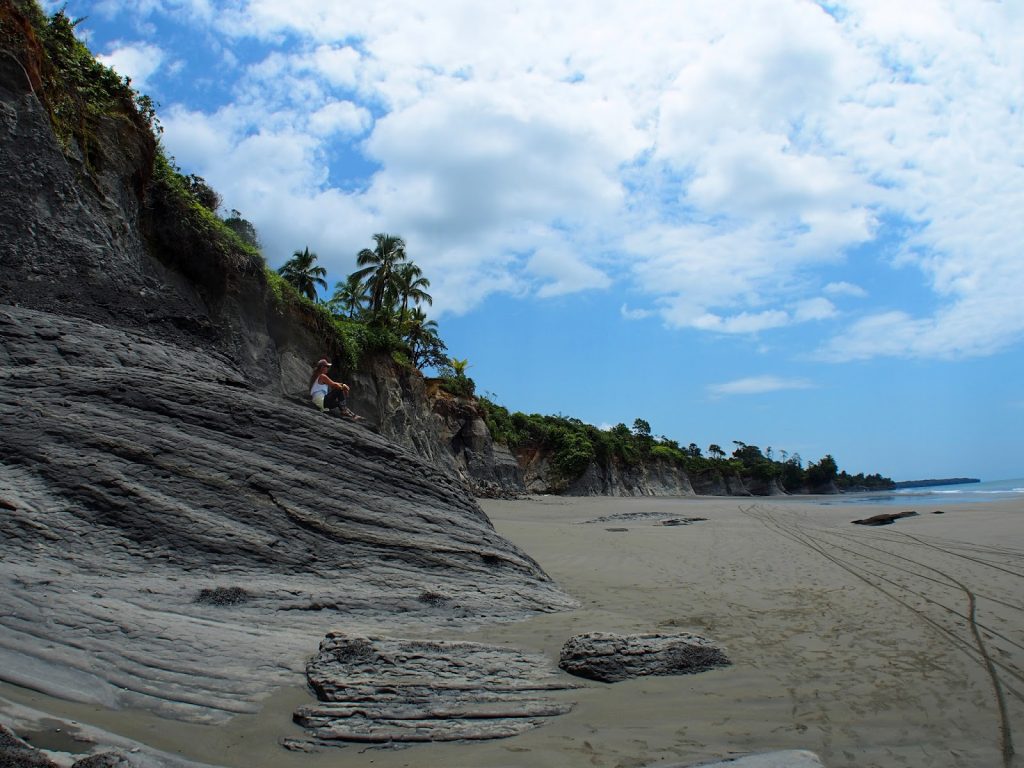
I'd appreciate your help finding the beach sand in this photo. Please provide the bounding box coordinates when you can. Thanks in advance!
[2,495,1021,768]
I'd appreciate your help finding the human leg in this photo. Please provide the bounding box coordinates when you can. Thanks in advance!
[323,388,346,411]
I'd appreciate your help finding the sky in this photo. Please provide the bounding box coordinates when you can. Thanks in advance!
[53,0,1024,481]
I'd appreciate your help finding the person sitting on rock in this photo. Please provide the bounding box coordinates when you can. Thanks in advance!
[309,359,362,420]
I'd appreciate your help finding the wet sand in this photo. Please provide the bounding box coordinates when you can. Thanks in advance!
[3,495,1022,767]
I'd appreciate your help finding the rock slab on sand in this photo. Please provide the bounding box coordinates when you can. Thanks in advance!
[671,750,825,767]
[559,632,731,683]
[287,632,579,748]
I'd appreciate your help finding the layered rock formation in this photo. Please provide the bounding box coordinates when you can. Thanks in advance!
[0,306,574,722]
[0,10,573,726]
[558,632,731,683]
[288,632,576,747]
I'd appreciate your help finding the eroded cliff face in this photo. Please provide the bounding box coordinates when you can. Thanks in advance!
[0,7,574,724]
[516,451,695,497]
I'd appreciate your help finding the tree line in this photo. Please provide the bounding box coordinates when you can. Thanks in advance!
[478,402,894,492]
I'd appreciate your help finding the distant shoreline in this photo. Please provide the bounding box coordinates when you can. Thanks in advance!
[892,477,981,489]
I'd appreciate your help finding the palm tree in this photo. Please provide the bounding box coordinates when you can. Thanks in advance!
[352,233,407,316]
[277,247,327,301]
[404,308,447,369]
[328,273,369,319]
[393,262,432,325]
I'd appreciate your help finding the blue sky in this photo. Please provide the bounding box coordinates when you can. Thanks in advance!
[56,0,1023,481]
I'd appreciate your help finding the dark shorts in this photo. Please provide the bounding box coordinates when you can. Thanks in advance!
[324,389,347,411]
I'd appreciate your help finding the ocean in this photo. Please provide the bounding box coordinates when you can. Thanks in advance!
[823,477,1024,507]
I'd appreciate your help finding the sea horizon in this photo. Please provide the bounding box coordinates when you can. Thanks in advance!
[825,476,1024,506]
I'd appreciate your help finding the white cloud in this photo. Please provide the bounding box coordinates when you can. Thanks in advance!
[793,298,837,322]
[692,310,790,335]
[527,245,611,298]
[308,101,371,136]
[620,304,654,321]
[708,375,815,397]
[824,281,868,298]
[142,0,1024,357]
[96,42,165,90]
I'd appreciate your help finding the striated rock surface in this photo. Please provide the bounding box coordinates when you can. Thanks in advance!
[519,452,697,497]
[287,632,577,747]
[559,632,731,683]
[0,306,574,722]
[0,14,578,727]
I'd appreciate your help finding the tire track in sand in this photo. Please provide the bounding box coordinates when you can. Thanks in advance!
[739,504,1019,768]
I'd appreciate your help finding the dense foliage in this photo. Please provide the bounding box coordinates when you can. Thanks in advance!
[478,399,894,492]
[275,233,454,374]
[2,1,158,159]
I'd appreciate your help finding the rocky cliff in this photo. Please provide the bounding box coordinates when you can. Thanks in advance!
[0,1,573,724]
[0,0,801,516]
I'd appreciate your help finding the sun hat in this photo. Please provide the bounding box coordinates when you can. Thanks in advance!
[317,358,331,367]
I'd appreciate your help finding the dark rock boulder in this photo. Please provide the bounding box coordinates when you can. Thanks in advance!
[558,632,731,683]
[287,632,578,747]
[0,723,60,768]
[852,510,919,526]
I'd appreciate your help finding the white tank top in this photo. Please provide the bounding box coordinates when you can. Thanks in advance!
[311,379,329,397]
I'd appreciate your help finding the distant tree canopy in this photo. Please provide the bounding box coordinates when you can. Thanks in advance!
[222,209,260,249]
[183,174,221,212]
[477,400,894,492]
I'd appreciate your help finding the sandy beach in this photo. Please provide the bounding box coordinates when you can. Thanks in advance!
[2,495,1021,768]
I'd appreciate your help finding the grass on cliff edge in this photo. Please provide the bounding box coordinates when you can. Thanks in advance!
[3,0,398,372]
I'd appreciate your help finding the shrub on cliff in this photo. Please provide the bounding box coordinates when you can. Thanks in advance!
[1,1,157,164]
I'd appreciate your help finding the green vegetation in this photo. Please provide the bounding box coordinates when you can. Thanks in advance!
[278,247,327,301]
[1,1,157,161]
[272,232,457,374]
[477,399,894,492]
[6,1,456,376]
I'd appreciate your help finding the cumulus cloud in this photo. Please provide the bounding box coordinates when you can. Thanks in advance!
[621,304,654,321]
[96,42,165,90]
[824,281,868,298]
[308,101,371,136]
[127,0,1024,357]
[793,298,837,322]
[708,375,815,397]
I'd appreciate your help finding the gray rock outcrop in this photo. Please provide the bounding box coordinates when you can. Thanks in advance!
[0,723,139,768]
[519,453,697,497]
[287,632,577,747]
[559,632,731,683]
[0,306,574,722]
